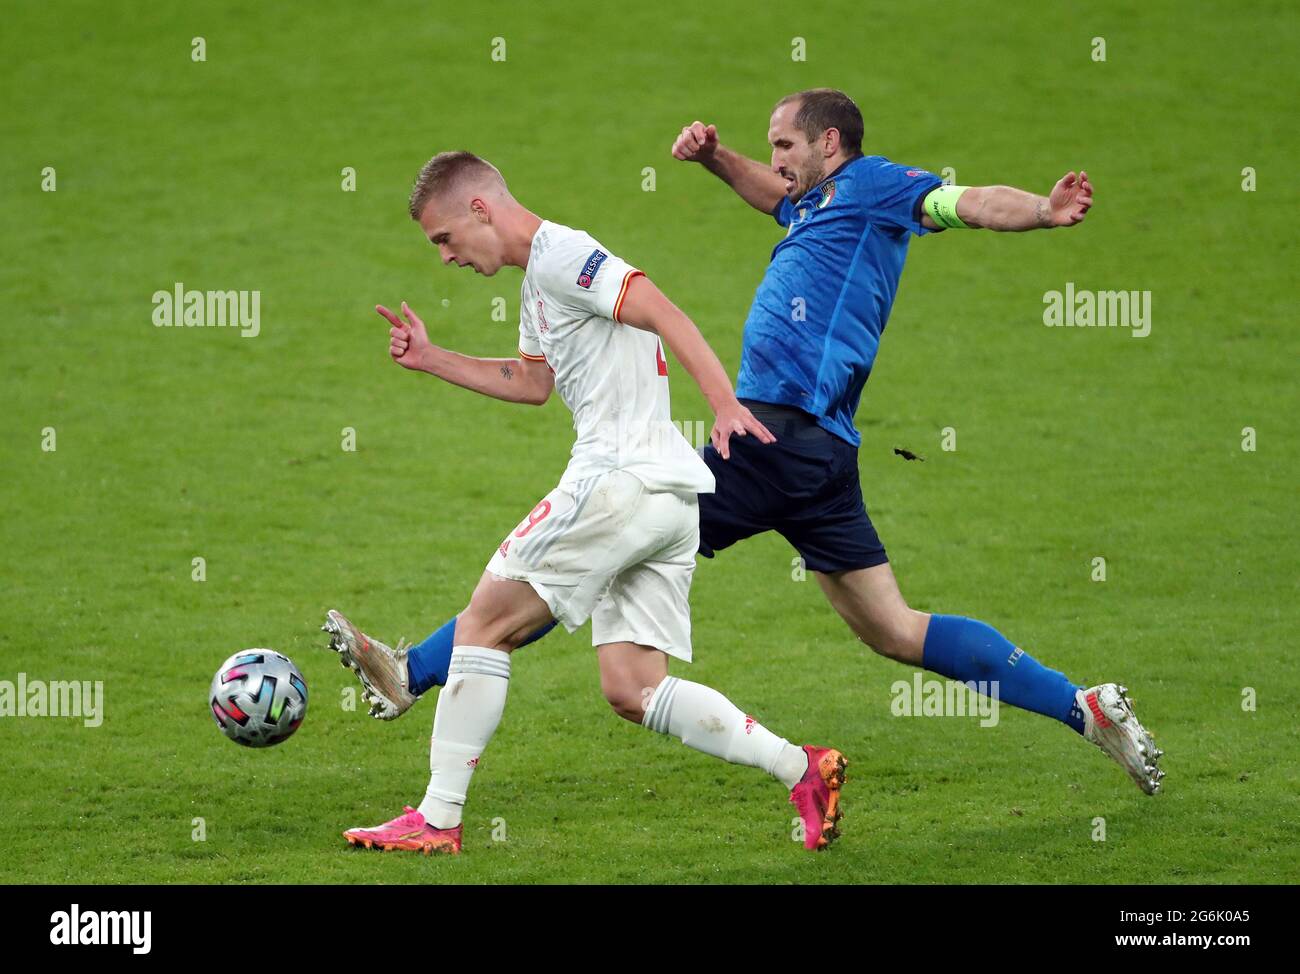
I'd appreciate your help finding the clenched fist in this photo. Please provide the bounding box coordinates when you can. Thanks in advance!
[671,121,719,163]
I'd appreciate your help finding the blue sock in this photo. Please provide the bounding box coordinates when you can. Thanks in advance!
[921,614,1086,734]
[405,616,558,695]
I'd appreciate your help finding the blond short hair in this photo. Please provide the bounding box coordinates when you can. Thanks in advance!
[408,151,506,220]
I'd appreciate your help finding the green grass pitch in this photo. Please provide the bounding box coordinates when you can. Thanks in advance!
[1,0,1296,884]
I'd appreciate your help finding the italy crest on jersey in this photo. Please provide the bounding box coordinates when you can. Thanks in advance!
[817,179,836,209]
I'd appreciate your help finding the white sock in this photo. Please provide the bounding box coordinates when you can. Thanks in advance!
[642,676,808,789]
[417,646,511,829]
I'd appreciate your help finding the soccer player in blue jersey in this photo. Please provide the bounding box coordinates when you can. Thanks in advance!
[333,89,1163,798]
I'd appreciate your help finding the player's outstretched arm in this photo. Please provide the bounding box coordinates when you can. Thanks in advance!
[671,121,787,216]
[376,302,553,406]
[920,171,1094,232]
[615,275,775,459]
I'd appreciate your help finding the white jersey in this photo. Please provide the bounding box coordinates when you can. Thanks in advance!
[518,220,714,495]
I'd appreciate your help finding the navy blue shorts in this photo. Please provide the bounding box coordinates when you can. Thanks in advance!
[696,400,888,574]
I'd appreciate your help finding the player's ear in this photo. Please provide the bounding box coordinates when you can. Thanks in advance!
[470,197,490,222]
[823,127,840,158]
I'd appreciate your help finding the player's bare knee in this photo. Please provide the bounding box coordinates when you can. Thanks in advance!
[454,603,519,653]
[601,682,645,723]
[608,696,645,724]
[869,610,928,663]
[847,618,909,658]
[858,626,903,660]
[598,669,647,723]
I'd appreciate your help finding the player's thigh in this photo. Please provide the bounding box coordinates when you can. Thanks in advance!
[696,440,785,558]
[595,641,669,720]
[814,563,929,664]
[777,436,888,574]
[591,491,698,664]
[456,570,555,651]
[484,473,641,637]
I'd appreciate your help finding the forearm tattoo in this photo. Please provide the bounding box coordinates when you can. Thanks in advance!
[1034,198,1051,227]
[500,364,514,380]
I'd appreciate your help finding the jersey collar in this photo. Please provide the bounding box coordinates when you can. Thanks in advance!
[799,154,863,206]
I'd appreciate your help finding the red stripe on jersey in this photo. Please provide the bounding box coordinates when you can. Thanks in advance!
[613,269,645,323]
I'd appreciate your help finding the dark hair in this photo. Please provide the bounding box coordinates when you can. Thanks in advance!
[776,88,864,156]
[408,151,504,219]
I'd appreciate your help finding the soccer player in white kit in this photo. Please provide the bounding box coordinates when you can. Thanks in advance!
[327,151,847,854]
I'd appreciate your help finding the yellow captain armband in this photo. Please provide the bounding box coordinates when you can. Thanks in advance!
[923,185,972,229]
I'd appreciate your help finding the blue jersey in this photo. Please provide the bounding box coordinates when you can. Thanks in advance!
[733,155,943,446]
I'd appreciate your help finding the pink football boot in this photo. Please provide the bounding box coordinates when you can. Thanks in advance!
[789,745,848,851]
[343,806,462,855]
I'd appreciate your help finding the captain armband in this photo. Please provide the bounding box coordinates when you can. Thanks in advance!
[922,185,972,229]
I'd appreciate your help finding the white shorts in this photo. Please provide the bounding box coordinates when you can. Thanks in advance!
[485,469,698,661]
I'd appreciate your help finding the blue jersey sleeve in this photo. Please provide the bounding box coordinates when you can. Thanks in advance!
[861,158,944,236]
[772,196,795,227]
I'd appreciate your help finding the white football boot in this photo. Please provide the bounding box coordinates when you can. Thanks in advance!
[1078,683,1164,795]
[322,609,418,720]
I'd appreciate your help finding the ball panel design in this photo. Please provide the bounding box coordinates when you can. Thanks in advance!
[209,649,308,747]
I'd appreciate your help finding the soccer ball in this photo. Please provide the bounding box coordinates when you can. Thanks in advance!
[209,649,308,747]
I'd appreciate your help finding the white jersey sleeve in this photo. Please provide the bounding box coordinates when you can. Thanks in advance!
[534,236,644,323]
[517,284,546,362]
